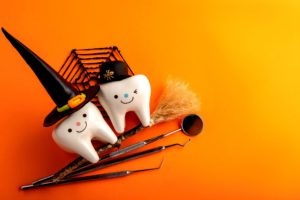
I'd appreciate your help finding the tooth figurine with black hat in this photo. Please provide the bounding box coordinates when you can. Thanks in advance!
[97,61,151,133]
[2,28,117,163]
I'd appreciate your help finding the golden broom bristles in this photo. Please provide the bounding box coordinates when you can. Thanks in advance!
[150,78,200,125]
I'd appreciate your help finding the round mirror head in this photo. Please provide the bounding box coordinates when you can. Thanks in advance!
[181,114,203,136]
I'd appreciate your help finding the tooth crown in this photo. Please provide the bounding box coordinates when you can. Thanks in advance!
[98,74,151,133]
[52,102,117,163]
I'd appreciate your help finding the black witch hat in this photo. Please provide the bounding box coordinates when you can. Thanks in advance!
[2,28,99,127]
[98,61,131,84]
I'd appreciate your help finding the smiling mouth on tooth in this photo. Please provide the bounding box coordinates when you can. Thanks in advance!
[76,121,88,133]
[120,97,134,104]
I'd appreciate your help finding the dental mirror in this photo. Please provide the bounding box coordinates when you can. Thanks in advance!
[181,114,203,136]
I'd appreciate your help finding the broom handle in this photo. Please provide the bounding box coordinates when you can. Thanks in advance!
[33,124,145,184]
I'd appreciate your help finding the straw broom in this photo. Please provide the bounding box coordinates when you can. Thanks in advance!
[36,79,200,183]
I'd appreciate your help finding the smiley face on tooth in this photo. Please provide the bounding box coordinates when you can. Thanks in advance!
[98,75,151,133]
[53,102,118,163]
[67,113,88,134]
[121,97,134,104]
[114,89,138,105]
[75,121,87,133]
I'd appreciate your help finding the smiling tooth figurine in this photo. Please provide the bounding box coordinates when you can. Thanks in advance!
[53,102,117,163]
[2,28,117,163]
[97,61,151,133]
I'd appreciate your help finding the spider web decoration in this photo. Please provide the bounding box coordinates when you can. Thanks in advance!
[58,46,134,117]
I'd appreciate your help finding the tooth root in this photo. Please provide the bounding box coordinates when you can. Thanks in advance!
[135,103,150,127]
[93,123,118,144]
[75,141,99,163]
[135,109,150,127]
[108,111,125,134]
[52,132,99,163]
[86,102,118,142]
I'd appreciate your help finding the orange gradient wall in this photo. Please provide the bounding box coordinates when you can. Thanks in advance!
[0,0,300,199]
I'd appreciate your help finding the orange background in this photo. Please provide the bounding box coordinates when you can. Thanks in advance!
[0,0,300,199]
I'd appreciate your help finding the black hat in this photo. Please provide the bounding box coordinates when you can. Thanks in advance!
[99,61,131,84]
[2,28,99,127]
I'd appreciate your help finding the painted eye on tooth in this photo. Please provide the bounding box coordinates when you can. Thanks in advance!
[134,89,138,94]
[83,113,87,118]
[114,95,118,99]
[68,128,72,133]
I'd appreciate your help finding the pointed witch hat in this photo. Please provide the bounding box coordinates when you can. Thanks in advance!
[2,28,99,127]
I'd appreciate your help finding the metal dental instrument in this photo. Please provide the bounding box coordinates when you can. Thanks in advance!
[32,114,203,185]
[66,139,190,178]
[65,114,203,178]
[90,114,201,160]
[21,160,164,190]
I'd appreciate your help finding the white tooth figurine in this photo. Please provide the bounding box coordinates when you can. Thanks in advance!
[53,102,117,163]
[2,28,117,163]
[97,61,151,133]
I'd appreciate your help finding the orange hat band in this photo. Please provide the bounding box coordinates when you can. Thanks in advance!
[57,93,86,113]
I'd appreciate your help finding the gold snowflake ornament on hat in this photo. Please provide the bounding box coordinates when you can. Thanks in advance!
[104,70,114,80]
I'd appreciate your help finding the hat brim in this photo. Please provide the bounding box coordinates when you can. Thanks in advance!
[99,74,131,84]
[43,86,99,127]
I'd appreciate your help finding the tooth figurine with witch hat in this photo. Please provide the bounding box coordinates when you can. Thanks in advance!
[97,61,151,133]
[2,28,117,163]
